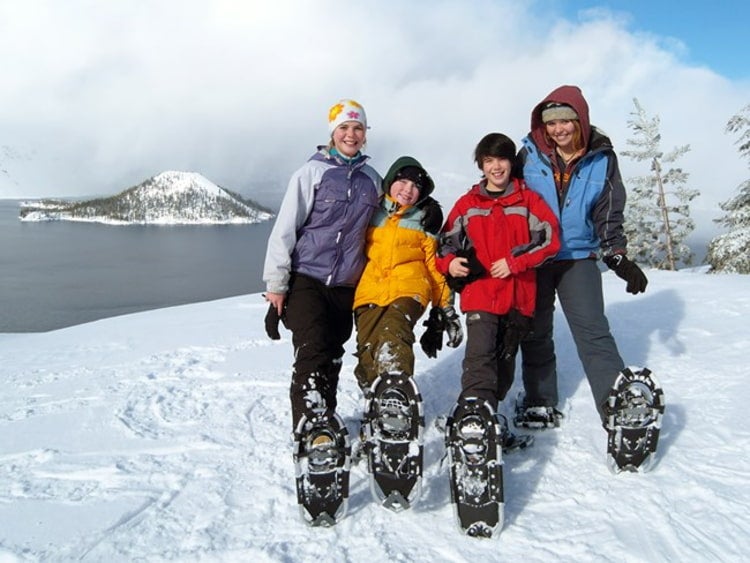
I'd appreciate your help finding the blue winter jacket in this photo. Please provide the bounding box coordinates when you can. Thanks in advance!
[520,85,627,260]
[521,132,626,260]
[263,147,382,293]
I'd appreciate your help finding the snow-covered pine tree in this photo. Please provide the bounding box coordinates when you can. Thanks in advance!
[706,104,750,274]
[621,98,698,270]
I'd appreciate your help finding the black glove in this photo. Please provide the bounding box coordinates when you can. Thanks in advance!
[499,309,533,361]
[418,196,443,235]
[443,306,463,348]
[419,306,446,358]
[604,254,648,295]
[446,247,487,293]
[264,304,281,340]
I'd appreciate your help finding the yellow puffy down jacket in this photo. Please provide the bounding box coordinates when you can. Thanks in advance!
[353,196,450,310]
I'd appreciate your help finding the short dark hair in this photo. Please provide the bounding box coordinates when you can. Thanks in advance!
[474,133,517,171]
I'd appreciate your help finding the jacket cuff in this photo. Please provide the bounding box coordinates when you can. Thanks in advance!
[507,255,522,275]
[266,281,288,294]
[601,248,626,259]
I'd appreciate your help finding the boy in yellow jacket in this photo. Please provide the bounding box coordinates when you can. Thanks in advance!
[353,156,462,389]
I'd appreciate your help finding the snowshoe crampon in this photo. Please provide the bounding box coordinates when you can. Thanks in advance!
[605,367,665,474]
[293,409,351,526]
[446,397,503,538]
[363,373,424,512]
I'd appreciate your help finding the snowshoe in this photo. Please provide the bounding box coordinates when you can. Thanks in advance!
[293,408,351,526]
[363,373,424,512]
[513,393,563,429]
[605,367,665,474]
[446,397,503,538]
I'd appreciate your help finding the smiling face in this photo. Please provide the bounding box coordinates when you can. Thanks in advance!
[544,119,578,152]
[331,121,366,157]
[481,156,512,192]
[389,178,420,206]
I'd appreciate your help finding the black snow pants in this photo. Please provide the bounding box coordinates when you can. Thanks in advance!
[283,274,355,430]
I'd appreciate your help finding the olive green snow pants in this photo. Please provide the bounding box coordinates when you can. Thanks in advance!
[354,297,424,391]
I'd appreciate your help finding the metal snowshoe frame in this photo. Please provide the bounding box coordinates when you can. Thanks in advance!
[605,367,665,474]
[445,397,504,538]
[363,373,425,512]
[293,408,351,526]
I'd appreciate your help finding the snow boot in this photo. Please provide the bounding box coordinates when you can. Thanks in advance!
[513,393,563,429]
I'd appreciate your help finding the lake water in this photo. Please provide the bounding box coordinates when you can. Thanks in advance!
[0,200,273,333]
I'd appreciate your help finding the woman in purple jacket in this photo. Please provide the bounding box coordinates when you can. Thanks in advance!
[263,99,382,431]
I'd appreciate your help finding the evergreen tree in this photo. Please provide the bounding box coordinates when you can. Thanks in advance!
[706,104,750,274]
[621,98,699,270]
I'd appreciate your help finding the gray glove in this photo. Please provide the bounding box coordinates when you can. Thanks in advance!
[443,306,463,348]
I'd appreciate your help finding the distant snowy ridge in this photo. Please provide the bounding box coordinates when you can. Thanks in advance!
[18,171,275,225]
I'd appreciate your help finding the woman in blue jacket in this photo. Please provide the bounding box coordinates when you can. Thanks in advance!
[515,85,648,429]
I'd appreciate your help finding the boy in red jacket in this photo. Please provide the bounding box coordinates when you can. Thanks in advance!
[436,133,560,446]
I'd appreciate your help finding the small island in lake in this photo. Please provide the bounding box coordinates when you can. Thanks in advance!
[19,171,275,225]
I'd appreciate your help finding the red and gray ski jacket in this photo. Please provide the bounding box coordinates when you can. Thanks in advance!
[436,178,560,317]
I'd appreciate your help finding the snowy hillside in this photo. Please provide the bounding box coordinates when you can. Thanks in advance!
[18,171,274,225]
[0,269,748,562]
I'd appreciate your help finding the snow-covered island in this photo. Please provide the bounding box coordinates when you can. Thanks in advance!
[18,171,275,225]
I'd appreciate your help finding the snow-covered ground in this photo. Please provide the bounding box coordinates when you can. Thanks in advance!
[1,268,748,562]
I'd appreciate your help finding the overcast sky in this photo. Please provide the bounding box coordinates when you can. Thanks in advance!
[1,0,748,244]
